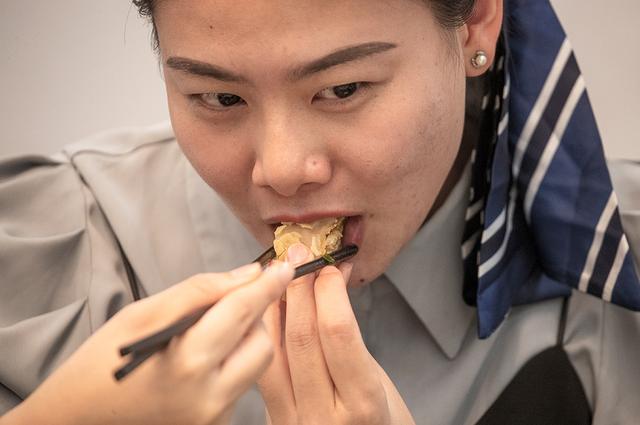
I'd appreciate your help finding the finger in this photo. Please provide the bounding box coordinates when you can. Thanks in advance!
[257,300,296,421]
[314,263,385,407]
[114,263,264,346]
[120,263,263,326]
[284,244,335,414]
[182,261,294,365]
[215,321,275,408]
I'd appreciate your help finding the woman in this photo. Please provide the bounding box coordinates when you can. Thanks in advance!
[1,0,639,423]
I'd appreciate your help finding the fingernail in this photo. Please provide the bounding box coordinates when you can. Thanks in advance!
[287,243,310,265]
[230,262,261,279]
[268,261,294,284]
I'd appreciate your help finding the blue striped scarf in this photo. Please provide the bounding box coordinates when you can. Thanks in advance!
[463,0,640,338]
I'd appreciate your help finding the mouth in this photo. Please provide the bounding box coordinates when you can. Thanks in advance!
[267,214,365,260]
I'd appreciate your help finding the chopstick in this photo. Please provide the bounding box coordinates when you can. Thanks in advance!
[116,247,277,359]
[113,244,358,381]
[292,244,358,279]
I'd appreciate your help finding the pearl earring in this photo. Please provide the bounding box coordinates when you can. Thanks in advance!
[471,50,488,69]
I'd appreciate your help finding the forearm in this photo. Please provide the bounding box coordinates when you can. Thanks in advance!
[1,403,31,425]
[1,401,42,425]
[0,389,83,425]
[0,401,75,425]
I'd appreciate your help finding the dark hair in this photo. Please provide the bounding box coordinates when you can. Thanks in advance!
[132,0,476,52]
[132,0,159,51]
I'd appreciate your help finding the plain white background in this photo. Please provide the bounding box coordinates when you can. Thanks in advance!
[1,0,638,159]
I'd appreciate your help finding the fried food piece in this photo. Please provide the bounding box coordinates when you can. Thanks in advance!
[273,217,345,261]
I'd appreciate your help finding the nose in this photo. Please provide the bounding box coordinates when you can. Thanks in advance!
[252,110,332,197]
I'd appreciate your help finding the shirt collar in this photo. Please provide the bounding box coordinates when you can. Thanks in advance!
[385,162,475,359]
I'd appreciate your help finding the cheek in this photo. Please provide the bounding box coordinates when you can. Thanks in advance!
[350,80,465,192]
[168,93,254,200]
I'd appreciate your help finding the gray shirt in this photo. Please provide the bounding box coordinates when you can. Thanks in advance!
[1,123,639,424]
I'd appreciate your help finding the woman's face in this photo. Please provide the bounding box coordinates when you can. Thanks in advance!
[156,0,467,285]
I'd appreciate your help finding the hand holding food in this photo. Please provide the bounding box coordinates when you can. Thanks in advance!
[258,243,415,425]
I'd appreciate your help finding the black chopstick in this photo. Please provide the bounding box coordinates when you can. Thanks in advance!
[114,244,358,381]
[113,349,155,381]
[117,247,278,359]
[120,246,276,356]
[293,244,358,278]
[118,305,210,357]
[255,246,277,268]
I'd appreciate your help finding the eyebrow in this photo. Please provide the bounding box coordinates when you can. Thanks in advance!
[165,41,398,83]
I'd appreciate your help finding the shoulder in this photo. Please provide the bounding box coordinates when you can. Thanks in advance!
[62,121,176,158]
[0,151,90,301]
[0,123,179,331]
[60,121,181,182]
[608,159,640,211]
[561,160,640,420]
[0,153,84,237]
[0,125,181,402]
[608,159,640,270]
[565,289,640,422]
[0,121,178,254]
[0,154,89,297]
[0,127,155,324]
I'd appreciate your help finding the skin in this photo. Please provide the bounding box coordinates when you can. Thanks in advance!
[2,263,295,425]
[154,0,502,423]
[159,0,467,286]
[1,1,502,424]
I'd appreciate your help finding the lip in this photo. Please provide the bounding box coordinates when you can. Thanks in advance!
[264,212,365,248]
[264,211,361,225]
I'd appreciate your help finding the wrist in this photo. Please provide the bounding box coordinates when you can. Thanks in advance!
[1,402,34,425]
[1,396,81,425]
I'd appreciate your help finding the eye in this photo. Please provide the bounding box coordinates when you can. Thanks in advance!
[315,82,366,101]
[197,92,245,109]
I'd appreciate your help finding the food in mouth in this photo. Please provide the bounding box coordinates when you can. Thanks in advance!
[273,217,346,261]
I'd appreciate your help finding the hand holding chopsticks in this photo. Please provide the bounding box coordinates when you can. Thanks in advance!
[114,244,358,381]
[10,253,313,425]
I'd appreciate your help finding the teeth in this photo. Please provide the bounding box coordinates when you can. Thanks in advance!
[273,217,345,261]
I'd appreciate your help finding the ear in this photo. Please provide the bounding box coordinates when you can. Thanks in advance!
[460,0,503,77]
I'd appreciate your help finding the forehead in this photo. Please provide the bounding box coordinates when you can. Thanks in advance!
[154,0,436,55]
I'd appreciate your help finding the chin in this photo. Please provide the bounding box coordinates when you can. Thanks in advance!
[343,246,387,288]
[347,269,371,288]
